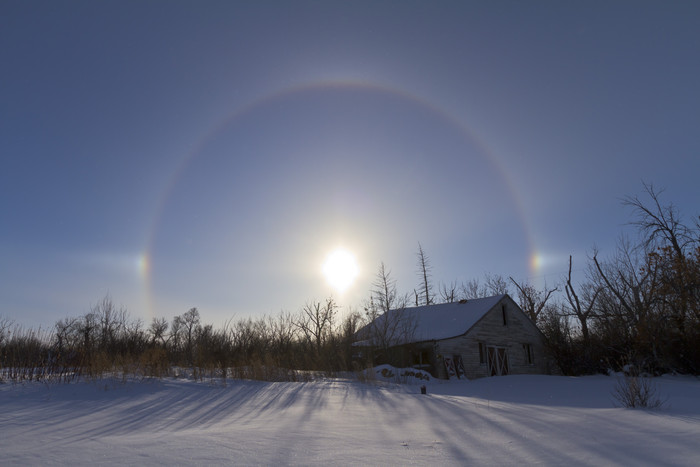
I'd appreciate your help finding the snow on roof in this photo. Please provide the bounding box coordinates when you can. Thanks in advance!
[409,294,506,342]
[360,294,507,345]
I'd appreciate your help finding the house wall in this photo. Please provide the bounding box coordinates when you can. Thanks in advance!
[434,297,553,379]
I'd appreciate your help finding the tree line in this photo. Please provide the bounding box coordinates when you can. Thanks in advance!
[358,183,699,376]
[418,183,698,376]
[542,184,699,375]
[1,183,698,382]
[0,295,367,383]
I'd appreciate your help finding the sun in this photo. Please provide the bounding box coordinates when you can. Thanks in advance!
[322,249,359,293]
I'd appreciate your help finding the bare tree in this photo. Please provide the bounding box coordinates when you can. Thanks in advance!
[372,262,406,313]
[562,255,599,343]
[93,295,128,352]
[592,242,657,330]
[340,308,363,342]
[77,311,98,356]
[624,182,694,260]
[624,183,699,330]
[363,303,417,352]
[0,315,14,348]
[54,317,80,358]
[173,308,201,363]
[363,263,416,352]
[484,273,510,296]
[592,239,663,366]
[148,317,169,346]
[230,317,255,361]
[268,311,297,356]
[169,316,183,354]
[439,281,458,303]
[509,277,558,324]
[124,318,145,354]
[337,307,364,368]
[415,242,434,306]
[458,273,510,301]
[295,298,337,354]
[460,278,483,300]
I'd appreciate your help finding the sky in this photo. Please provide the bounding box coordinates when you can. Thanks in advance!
[2,1,699,329]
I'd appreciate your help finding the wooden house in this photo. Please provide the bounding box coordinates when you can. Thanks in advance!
[356,294,556,379]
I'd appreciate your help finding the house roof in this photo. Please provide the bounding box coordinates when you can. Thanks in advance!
[357,294,508,346]
[411,294,507,341]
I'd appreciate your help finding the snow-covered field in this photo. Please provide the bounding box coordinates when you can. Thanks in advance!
[2,372,699,466]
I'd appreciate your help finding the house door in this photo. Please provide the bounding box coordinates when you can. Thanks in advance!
[487,347,509,376]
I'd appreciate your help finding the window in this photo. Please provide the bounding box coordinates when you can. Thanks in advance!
[412,350,430,368]
[478,342,486,365]
[523,344,534,365]
[501,305,507,326]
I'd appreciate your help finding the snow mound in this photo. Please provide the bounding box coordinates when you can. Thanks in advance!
[369,364,433,384]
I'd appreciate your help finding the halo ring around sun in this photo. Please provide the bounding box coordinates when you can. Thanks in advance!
[141,79,538,320]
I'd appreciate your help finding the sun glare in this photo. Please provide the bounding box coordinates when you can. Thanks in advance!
[322,249,359,293]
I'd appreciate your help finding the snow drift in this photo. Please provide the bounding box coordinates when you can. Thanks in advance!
[1,373,699,465]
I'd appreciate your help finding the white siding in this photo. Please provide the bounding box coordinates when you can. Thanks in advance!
[434,297,554,379]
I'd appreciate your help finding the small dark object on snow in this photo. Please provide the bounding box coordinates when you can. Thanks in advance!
[420,385,427,395]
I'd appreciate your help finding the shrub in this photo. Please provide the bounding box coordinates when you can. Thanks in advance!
[611,375,666,408]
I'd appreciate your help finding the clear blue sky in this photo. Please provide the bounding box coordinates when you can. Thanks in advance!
[2,1,699,328]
